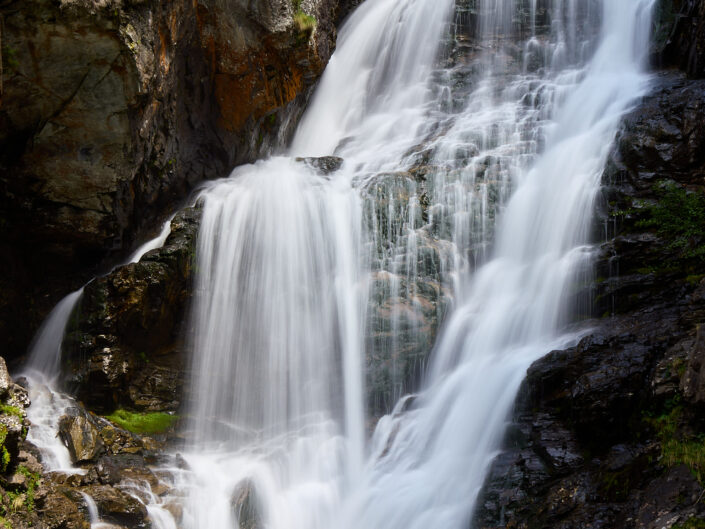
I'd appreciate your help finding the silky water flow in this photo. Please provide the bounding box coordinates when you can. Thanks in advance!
[18,0,654,528]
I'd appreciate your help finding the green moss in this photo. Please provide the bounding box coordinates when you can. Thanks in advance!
[647,402,705,486]
[0,425,9,472]
[294,11,317,33]
[0,466,39,517]
[0,404,23,419]
[0,449,8,474]
[673,517,705,529]
[291,0,316,34]
[686,274,705,285]
[105,409,178,435]
[636,182,705,262]
[17,466,40,512]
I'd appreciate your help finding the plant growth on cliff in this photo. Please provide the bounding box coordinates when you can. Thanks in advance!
[293,0,317,33]
[636,181,705,262]
[647,396,705,486]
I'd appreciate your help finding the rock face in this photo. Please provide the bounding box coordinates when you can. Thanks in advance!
[0,0,346,364]
[660,0,705,78]
[0,362,179,529]
[363,170,454,416]
[473,69,705,529]
[63,206,201,413]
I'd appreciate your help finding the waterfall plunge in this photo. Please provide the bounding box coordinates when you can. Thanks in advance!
[55,0,651,528]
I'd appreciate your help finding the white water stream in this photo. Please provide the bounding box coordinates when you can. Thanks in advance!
[18,0,654,528]
[20,217,175,474]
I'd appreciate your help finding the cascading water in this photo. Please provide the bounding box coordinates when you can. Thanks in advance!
[180,159,366,529]
[337,2,655,529]
[20,217,175,474]
[18,0,655,528]
[179,1,653,529]
[177,1,457,528]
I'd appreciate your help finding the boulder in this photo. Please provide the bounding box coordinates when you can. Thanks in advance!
[36,484,91,529]
[58,409,105,464]
[231,481,263,529]
[0,357,12,397]
[80,484,149,528]
[63,206,201,413]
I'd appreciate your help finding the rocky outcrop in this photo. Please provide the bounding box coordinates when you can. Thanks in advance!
[473,70,705,529]
[0,357,30,471]
[63,206,200,413]
[0,363,179,528]
[0,0,347,365]
[363,170,454,416]
[659,0,705,78]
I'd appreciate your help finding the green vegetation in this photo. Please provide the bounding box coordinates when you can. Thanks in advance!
[0,404,23,420]
[292,0,317,34]
[16,466,39,512]
[105,409,178,435]
[598,468,632,502]
[294,11,317,32]
[636,182,705,262]
[1,465,40,517]
[0,425,10,473]
[646,398,705,486]
[673,517,705,529]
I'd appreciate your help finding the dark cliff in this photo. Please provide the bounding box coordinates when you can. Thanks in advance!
[0,0,344,364]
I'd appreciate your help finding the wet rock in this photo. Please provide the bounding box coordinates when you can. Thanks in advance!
[0,356,11,397]
[363,170,454,415]
[296,156,344,174]
[232,481,263,529]
[58,408,105,464]
[94,454,147,486]
[81,484,149,528]
[37,484,91,529]
[95,420,148,457]
[660,0,705,78]
[64,206,201,413]
[680,324,705,404]
[474,70,705,528]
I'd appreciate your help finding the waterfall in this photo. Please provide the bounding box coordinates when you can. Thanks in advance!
[16,0,655,528]
[22,288,86,473]
[338,1,655,529]
[182,1,653,529]
[19,217,175,473]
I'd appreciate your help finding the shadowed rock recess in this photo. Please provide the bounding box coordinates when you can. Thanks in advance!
[0,0,343,364]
